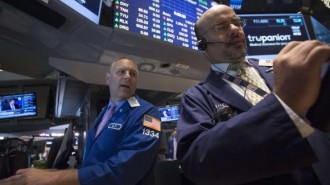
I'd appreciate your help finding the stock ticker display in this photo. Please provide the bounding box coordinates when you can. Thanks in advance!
[113,0,212,50]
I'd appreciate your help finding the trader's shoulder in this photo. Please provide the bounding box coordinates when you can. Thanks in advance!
[134,96,154,108]
[183,81,206,98]
[129,96,158,115]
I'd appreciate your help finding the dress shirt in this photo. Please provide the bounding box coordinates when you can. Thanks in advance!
[105,100,126,112]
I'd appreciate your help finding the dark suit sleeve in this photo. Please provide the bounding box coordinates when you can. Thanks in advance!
[308,130,330,185]
[177,91,317,185]
[14,104,21,109]
[1,102,10,110]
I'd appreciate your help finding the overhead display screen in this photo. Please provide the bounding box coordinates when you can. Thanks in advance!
[158,105,180,123]
[239,13,311,59]
[0,93,37,119]
[113,0,213,50]
[61,0,103,24]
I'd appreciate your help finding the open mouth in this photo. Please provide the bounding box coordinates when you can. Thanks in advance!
[120,85,130,89]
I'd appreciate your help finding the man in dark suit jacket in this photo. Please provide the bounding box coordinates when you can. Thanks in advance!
[1,99,21,111]
[177,4,330,185]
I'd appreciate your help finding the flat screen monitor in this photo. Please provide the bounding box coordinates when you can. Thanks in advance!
[0,93,37,119]
[310,16,330,44]
[222,0,303,14]
[60,0,103,24]
[159,105,180,123]
[239,13,311,59]
[113,0,213,50]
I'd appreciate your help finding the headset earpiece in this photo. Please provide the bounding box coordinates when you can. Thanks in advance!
[195,23,208,51]
[197,37,207,51]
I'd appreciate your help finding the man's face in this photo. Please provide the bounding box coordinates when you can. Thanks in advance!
[199,5,247,63]
[106,58,138,102]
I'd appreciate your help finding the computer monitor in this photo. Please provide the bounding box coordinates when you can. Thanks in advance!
[0,93,37,120]
[310,16,330,44]
[51,123,74,169]
[158,105,180,123]
[239,13,311,59]
[60,0,103,24]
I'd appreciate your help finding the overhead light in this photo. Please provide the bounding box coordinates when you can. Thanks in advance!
[103,0,113,7]
[139,63,156,71]
[39,133,50,137]
[40,0,49,3]
[175,63,190,70]
[51,133,64,137]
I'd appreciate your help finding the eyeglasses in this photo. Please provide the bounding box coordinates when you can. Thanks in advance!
[201,19,246,36]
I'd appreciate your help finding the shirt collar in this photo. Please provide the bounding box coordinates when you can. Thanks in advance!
[211,63,230,73]
[211,58,251,76]
[107,99,126,111]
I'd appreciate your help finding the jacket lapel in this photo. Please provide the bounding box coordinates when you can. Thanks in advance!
[203,58,275,112]
[203,70,252,112]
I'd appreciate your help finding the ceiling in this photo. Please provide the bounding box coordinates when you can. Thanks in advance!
[0,0,210,134]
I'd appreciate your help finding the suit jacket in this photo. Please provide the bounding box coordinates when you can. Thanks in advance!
[78,96,161,185]
[177,58,330,185]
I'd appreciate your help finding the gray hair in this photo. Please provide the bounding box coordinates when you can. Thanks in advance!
[109,56,138,74]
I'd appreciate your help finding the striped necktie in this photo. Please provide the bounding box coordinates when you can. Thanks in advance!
[228,62,269,105]
[95,104,116,137]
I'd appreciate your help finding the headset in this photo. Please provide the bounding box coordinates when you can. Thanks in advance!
[197,38,231,51]
[195,24,230,51]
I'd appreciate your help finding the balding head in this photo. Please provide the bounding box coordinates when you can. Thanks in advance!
[195,5,237,39]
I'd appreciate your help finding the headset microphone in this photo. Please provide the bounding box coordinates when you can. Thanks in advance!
[206,41,231,45]
[197,38,231,51]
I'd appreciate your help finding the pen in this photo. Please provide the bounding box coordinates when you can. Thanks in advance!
[266,67,273,73]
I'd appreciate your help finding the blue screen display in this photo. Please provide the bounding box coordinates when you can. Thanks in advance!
[113,0,213,50]
[61,0,103,24]
[0,93,37,119]
[159,105,180,122]
[239,13,311,59]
